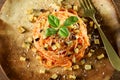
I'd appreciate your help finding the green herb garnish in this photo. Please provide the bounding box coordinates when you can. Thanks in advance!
[58,27,69,38]
[45,28,57,37]
[45,15,78,38]
[64,16,79,27]
[48,15,60,28]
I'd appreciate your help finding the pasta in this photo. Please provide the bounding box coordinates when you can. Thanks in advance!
[33,8,90,68]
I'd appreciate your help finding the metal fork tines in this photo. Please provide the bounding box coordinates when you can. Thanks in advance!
[79,0,120,71]
[79,0,96,20]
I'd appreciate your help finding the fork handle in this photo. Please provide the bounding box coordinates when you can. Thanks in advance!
[0,65,9,80]
[93,17,120,71]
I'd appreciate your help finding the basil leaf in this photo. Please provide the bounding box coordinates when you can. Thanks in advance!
[64,16,78,27]
[45,28,57,37]
[58,27,69,38]
[48,15,60,28]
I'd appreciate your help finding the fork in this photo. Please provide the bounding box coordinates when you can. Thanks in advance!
[79,0,120,71]
[0,65,9,80]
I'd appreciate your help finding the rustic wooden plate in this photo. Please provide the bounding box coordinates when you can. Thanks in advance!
[0,0,120,80]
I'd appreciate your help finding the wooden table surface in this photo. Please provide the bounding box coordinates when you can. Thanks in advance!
[0,0,120,80]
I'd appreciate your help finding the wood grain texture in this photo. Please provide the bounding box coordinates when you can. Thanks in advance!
[0,0,120,80]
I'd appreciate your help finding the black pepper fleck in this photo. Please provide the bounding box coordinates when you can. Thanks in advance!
[40,29,43,33]
[67,53,72,57]
[55,9,57,12]
[35,38,40,41]
[64,42,68,46]
[26,58,30,62]
[51,42,55,45]
[44,47,48,51]
[70,34,76,40]
[40,9,47,12]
